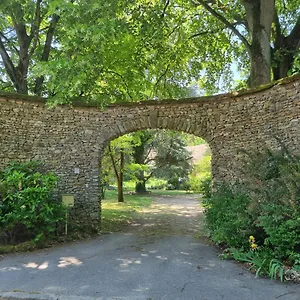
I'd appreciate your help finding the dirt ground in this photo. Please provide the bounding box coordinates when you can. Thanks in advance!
[128,193,207,238]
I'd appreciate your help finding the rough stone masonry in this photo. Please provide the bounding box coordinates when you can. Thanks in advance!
[0,76,299,227]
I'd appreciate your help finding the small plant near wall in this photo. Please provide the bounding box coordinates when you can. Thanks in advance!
[204,147,300,282]
[0,161,66,247]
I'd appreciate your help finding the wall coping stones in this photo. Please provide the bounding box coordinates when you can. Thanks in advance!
[0,74,299,109]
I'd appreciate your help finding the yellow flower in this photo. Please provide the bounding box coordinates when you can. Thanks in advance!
[249,235,255,242]
[251,243,258,250]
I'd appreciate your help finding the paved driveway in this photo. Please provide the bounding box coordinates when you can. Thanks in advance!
[0,194,299,300]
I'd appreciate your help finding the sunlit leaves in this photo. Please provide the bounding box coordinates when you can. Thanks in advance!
[0,0,299,102]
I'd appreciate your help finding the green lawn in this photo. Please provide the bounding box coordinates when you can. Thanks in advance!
[101,190,153,233]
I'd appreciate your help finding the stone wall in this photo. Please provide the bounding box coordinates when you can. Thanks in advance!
[0,76,299,226]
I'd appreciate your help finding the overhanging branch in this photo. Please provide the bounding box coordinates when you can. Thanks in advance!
[191,0,251,55]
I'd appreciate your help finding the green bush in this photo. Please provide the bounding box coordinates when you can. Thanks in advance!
[198,176,212,198]
[205,147,300,279]
[0,161,66,245]
[240,148,300,263]
[204,186,254,248]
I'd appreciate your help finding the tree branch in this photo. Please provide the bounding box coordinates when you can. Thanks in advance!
[29,0,42,58]
[0,31,19,54]
[155,64,170,87]
[189,27,228,39]
[11,4,30,50]
[273,8,282,41]
[143,142,154,164]
[161,0,170,17]
[191,0,251,55]
[34,13,60,95]
[144,170,154,182]
[108,145,120,181]
[0,37,18,90]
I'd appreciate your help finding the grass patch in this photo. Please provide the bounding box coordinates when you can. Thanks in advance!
[101,190,153,233]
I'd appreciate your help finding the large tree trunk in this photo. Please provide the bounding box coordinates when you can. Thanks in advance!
[135,170,147,194]
[272,53,294,81]
[243,0,275,87]
[117,178,124,203]
[117,149,124,202]
[108,145,124,202]
[249,34,272,87]
[133,136,148,193]
[272,14,300,80]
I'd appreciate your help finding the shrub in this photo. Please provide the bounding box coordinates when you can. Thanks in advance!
[203,185,254,248]
[205,146,300,279]
[240,148,300,263]
[198,176,212,198]
[0,161,66,245]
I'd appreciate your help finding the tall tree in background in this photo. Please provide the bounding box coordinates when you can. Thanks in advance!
[131,130,192,193]
[104,135,140,202]
[103,130,192,197]
[132,131,154,194]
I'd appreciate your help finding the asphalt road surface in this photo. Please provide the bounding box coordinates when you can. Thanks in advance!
[0,194,299,300]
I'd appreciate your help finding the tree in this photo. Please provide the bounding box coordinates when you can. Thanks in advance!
[131,131,154,193]
[1,0,299,101]
[151,131,192,181]
[190,0,300,87]
[104,135,139,202]
[120,0,299,91]
[131,130,192,193]
[103,130,192,197]
[0,0,62,94]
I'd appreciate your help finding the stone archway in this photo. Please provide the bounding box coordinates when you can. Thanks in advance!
[0,76,299,227]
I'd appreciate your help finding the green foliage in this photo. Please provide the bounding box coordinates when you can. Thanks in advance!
[103,130,192,194]
[151,130,192,180]
[269,259,284,282]
[0,161,65,245]
[189,150,211,195]
[240,148,300,263]
[182,134,206,146]
[198,177,212,199]
[227,248,284,281]
[147,178,167,190]
[205,147,300,280]
[0,0,299,99]
[203,186,253,248]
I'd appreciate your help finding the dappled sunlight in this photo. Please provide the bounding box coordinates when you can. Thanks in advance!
[58,257,83,268]
[143,223,162,227]
[101,188,206,238]
[0,266,22,272]
[24,261,49,270]
[117,258,142,268]
[156,255,168,261]
[0,257,83,274]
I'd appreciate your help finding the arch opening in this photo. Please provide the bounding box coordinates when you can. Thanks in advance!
[100,129,212,235]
